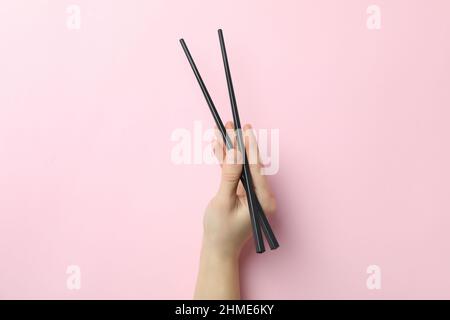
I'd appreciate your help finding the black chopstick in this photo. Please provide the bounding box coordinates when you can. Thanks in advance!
[179,38,264,253]
[217,29,279,251]
[179,34,278,253]
[217,29,265,253]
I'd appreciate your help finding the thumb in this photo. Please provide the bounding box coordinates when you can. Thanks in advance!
[218,148,243,198]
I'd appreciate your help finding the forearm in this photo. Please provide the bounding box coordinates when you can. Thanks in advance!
[194,241,241,300]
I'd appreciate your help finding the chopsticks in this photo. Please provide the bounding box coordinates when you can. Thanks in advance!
[217,29,280,252]
[179,30,279,253]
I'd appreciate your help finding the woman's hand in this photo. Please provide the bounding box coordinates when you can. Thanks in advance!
[194,122,277,299]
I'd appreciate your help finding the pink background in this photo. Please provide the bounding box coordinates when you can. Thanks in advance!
[1,0,449,299]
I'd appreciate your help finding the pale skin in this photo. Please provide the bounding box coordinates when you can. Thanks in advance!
[194,122,277,300]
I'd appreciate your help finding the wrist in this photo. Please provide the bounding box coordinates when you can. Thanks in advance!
[195,238,242,300]
[201,239,241,263]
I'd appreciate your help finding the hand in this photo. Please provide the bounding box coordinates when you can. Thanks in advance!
[194,121,277,300]
[202,121,277,259]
